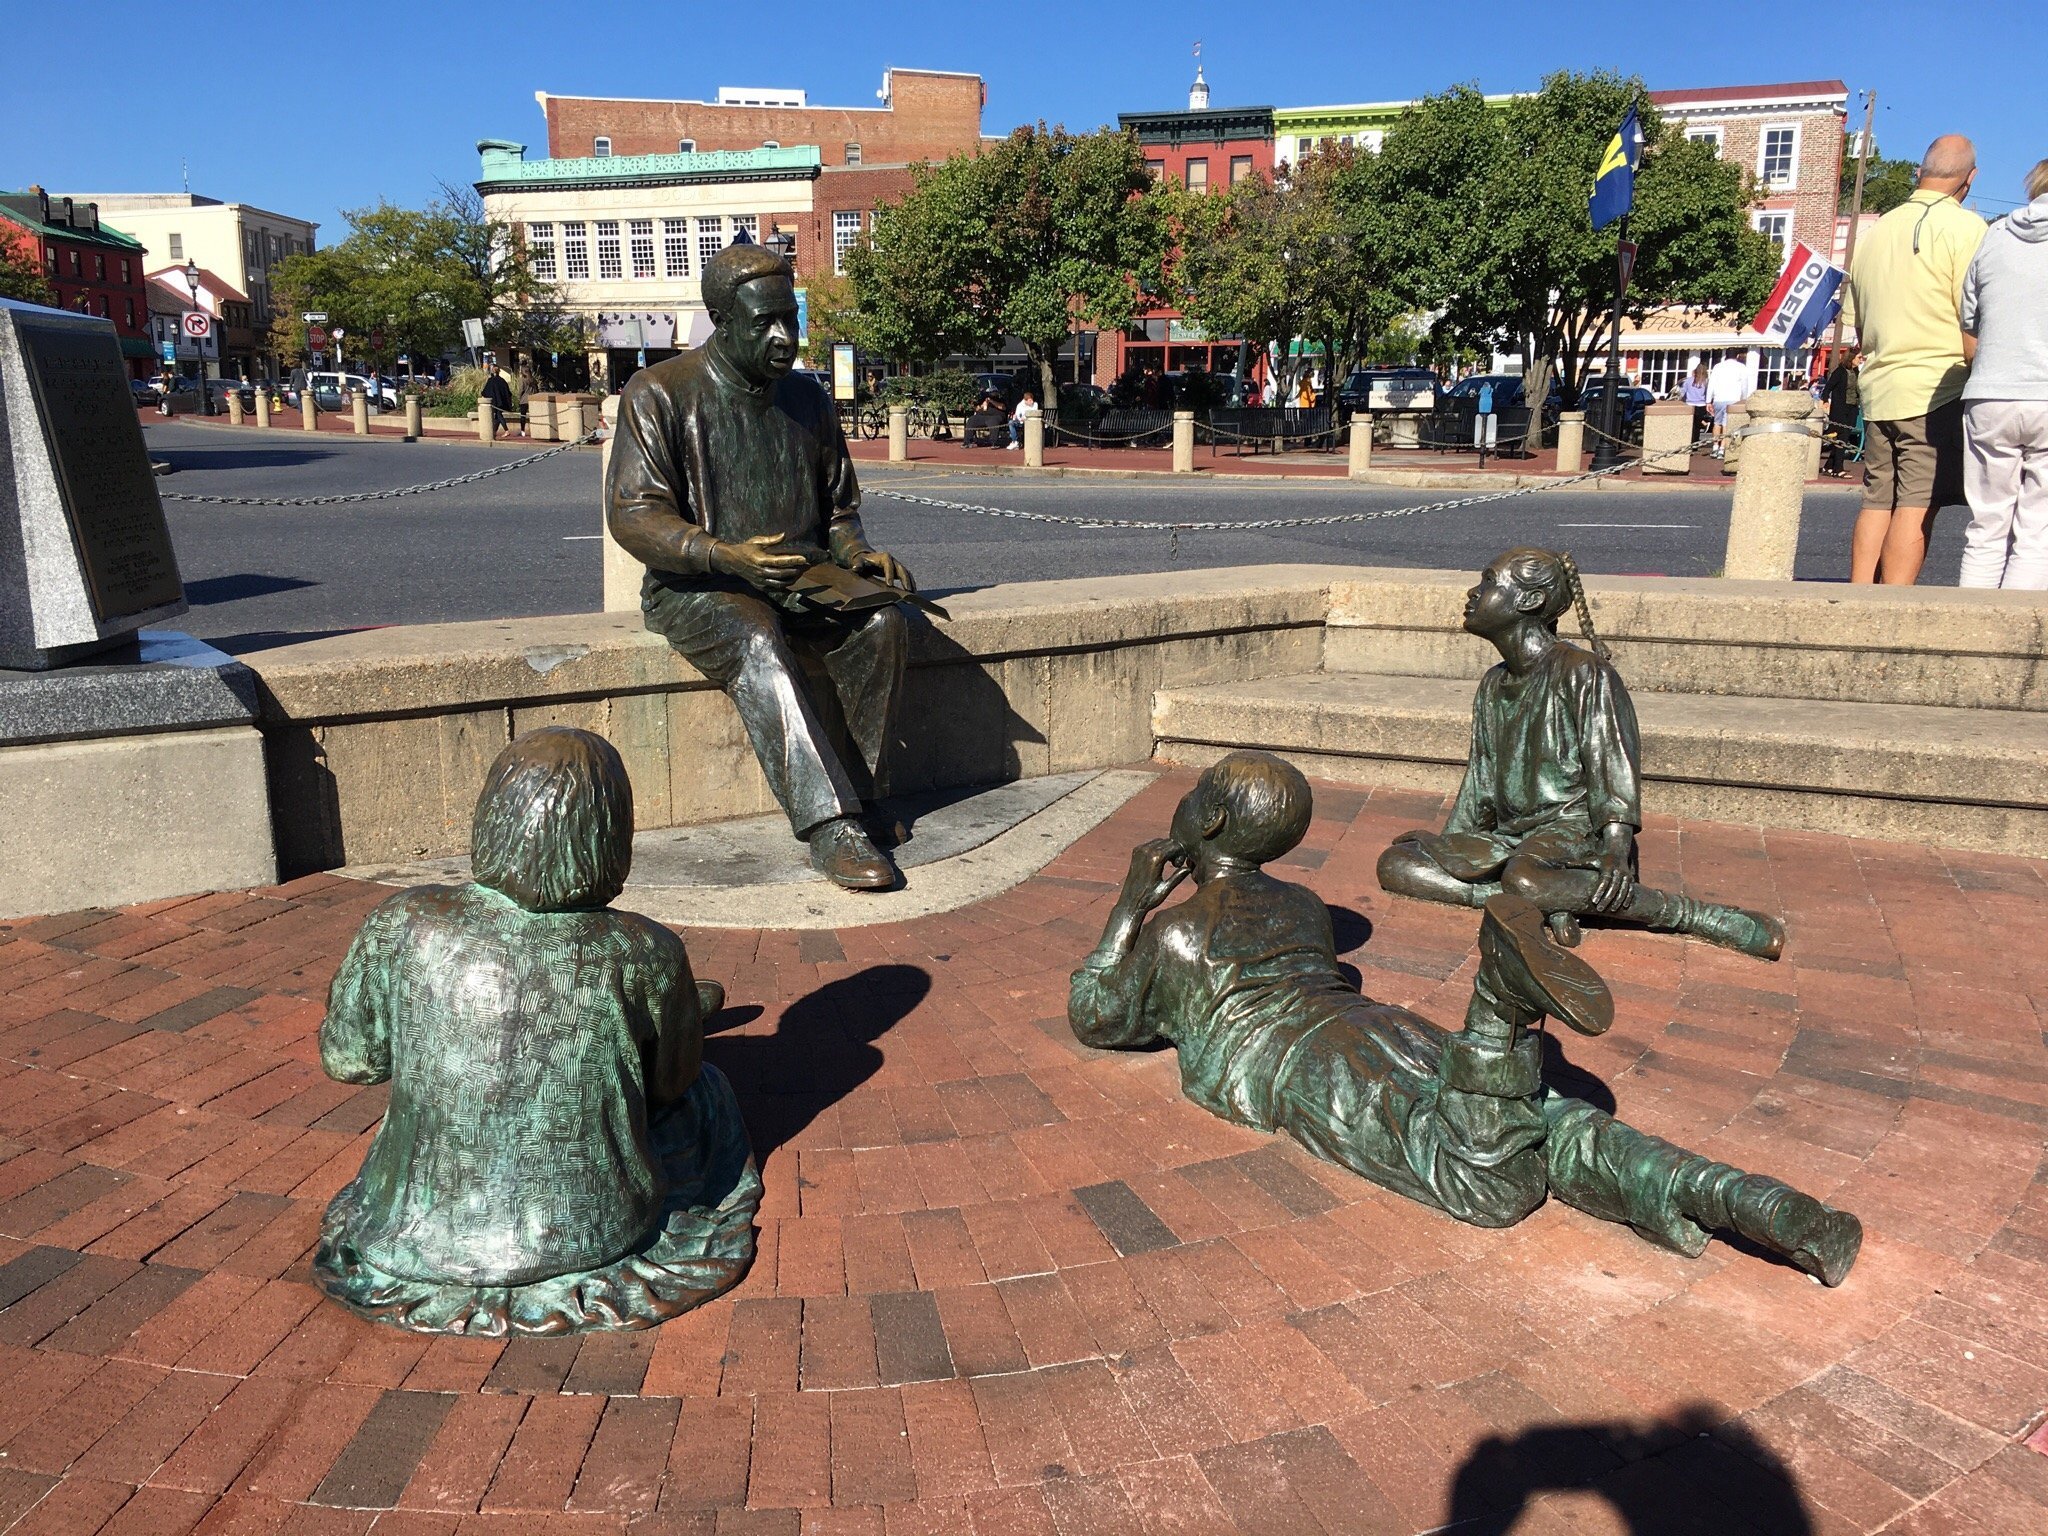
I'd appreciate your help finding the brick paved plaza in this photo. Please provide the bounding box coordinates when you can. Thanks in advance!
[0,770,2045,1534]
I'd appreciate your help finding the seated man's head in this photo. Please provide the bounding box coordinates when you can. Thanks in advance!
[1171,750,1314,877]
[471,727,634,912]
[703,244,799,388]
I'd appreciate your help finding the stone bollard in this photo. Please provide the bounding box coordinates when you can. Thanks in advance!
[1172,410,1195,473]
[599,396,641,613]
[300,391,317,432]
[1347,415,1373,477]
[888,405,908,462]
[1554,411,1585,474]
[1639,400,1695,475]
[255,389,271,429]
[404,394,423,441]
[478,400,496,443]
[1723,390,1820,581]
[226,389,245,426]
[351,390,370,436]
[557,398,583,442]
[1023,409,1044,468]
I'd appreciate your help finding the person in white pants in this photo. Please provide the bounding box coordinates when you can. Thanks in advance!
[1959,160,2048,588]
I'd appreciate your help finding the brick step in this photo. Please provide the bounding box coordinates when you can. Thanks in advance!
[1152,671,2048,856]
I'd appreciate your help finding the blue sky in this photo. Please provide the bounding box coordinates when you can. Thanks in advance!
[5,0,2038,237]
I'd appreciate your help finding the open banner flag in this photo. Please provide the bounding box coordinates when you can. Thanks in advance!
[1589,108,1646,230]
[1750,242,1846,353]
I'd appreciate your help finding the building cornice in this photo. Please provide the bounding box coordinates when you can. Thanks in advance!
[474,141,823,195]
[1116,106,1274,145]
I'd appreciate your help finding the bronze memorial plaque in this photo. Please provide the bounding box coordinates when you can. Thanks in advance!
[16,317,182,620]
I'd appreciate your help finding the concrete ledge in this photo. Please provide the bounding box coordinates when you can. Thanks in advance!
[1327,569,2048,712]
[1154,671,2048,857]
[0,631,259,747]
[246,567,1333,873]
[0,725,276,918]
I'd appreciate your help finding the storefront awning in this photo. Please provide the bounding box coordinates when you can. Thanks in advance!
[119,335,157,359]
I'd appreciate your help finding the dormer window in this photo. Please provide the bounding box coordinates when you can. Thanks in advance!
[593,136,612,158]
[678,138,695,152]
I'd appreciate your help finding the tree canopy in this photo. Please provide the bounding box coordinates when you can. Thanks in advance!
[0,232,55,307]
[1843,144,1919,217]
[265,184,570,370]
[1382,73,1779,398]
[849,125,1168,404]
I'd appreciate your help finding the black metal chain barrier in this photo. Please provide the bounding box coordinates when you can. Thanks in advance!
[868,432,1719,533]
[158,428,606,508]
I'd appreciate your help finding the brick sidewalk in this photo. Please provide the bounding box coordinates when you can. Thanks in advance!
[0,772,2044,1534]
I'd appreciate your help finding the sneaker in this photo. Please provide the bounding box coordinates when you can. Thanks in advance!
[1686,903,1785,961]
[1006,442,1019,450]
[1778,1195,1864,1287]
[1478,894,1614,1037]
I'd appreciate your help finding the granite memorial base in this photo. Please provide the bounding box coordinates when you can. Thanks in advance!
[0,632,275,917]
[0,298,188,669]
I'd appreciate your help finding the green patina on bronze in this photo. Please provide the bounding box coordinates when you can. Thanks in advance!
[1070,752,1861,1283]
[313,727,760,1334]
[1377,547,1785,958]
[606,241,920,891]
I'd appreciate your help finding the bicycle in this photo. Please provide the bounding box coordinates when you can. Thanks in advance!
[854,400,887,440]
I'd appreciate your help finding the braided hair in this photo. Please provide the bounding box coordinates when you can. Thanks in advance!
[1500,547,1612,664]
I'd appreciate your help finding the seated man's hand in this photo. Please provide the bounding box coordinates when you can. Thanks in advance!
[712,534,810,592]
[850,548,916,592]
[1589,825,1637,913]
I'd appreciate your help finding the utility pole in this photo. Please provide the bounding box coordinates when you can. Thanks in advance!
[1824,89,1877,366]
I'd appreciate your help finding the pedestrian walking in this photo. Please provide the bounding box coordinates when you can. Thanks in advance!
[1822,351,1861,478]
[1847,135,1989,584]
[1706,354,1751,459]
[480,364,519,438]
[1957,158,2048,588]
[1682,364,1710,444]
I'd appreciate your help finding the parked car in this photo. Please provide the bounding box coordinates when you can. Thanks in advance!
[1575,378,1658,430]
[788,368,835,399]
[1447,373,1565,421]
[301,371,380,411]
[129,377,161,407]
[1336,367,1441,413]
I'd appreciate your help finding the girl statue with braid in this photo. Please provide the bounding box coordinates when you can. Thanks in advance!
[1378,549,1784,960]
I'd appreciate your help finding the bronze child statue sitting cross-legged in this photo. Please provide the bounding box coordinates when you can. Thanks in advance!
[1070,752,1861,1284]
[312,727,761,1334]
[1377,546,1783,959]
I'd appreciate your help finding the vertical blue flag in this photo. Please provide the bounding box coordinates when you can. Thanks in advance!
[1589,107,1646,230]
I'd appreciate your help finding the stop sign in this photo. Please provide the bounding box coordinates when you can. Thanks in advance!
[308,326,328,346]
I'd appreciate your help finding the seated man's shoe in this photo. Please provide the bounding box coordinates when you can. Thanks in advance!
[1479,894,1614,1038]
[695,980,726,1019]
[809,817,897,891]
[1771,1192,1864,1287]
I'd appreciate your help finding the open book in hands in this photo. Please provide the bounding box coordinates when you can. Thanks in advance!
[789,559,950,620]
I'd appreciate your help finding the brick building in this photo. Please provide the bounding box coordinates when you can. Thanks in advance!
[0,189,154,377]
[537,70,984,168]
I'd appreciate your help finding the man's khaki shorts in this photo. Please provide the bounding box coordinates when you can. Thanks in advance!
[1864,398,1966,513]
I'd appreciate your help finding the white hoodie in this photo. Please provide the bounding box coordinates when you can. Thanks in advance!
[1961,194,2048,401]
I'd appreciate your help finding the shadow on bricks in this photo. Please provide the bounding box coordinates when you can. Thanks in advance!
[1446,1404,1814,1533]
[706,962,932,1158]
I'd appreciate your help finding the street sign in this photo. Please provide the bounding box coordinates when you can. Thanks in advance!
[181,311,212,339]
[832,343,856,403]
[370,329,384,351]
[160,341,177,364]
[1617,240,1638,294]
[302,311,328,323]
[308,326,328,347]
[461,318,487,351]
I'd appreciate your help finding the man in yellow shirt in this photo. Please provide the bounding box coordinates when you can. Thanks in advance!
[1848,135,1988,583]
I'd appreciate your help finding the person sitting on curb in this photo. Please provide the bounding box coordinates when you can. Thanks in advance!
[313,727,761,1333]
[1377,548,1783,959]
[1070,752,1861,1283]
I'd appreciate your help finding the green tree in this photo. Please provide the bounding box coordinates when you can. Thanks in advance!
[0,231,55,306]
[264,185,564,373]
[797,270,861,361]
[1385,74,1779,403]
[851,125,1169,405]
[1843,144,1918,216]
[1169,146,1406,396]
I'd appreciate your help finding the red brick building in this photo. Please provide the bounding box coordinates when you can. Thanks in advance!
[0,188,155,377]
[538,70,984,169]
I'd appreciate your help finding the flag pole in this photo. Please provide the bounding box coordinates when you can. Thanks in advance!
[1589,211,1631,473]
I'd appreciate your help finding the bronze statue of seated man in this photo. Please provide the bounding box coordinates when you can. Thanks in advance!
[313,727,760,1334]
[1070,752,1860,1284]
[1377,547,1783,959]
[607,242,918,892]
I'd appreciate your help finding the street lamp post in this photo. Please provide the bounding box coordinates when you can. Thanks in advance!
[183,260,213,416]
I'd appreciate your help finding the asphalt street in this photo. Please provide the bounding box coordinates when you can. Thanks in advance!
[144,421,1947,655]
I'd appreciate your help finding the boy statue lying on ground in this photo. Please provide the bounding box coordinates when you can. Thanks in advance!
[313,727,761,1334]
[1069,752,1861,1284]
[1377,547,1783,959]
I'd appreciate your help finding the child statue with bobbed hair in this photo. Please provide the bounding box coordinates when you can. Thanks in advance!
[1378,547,1783,959]
[1071,751,1860,1283]
[313,726,760,1334]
